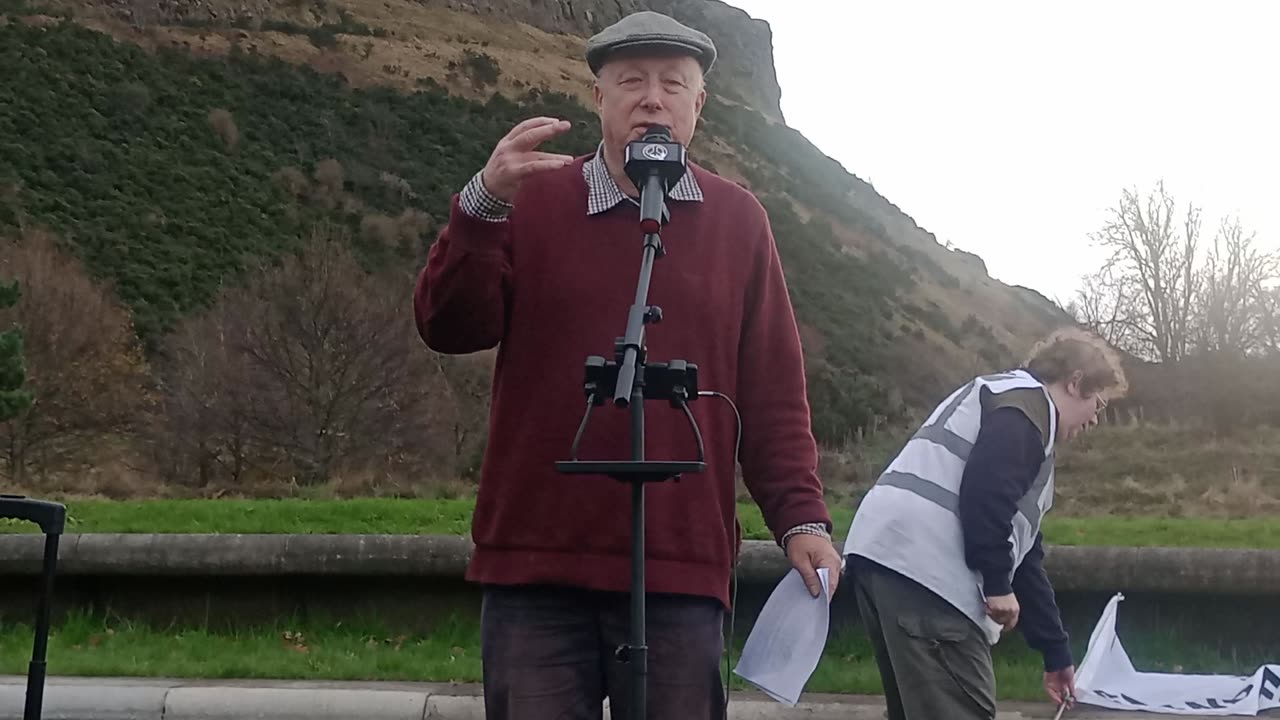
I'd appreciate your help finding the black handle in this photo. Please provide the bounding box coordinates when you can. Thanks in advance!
[0,493,66,719]
[0,493,66,535]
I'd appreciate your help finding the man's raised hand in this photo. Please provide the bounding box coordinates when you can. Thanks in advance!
[481,117,575,203]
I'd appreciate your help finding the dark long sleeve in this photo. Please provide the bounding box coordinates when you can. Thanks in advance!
[958,406,1045,597]
[413,189,513,355]
[1013,533,1073,671]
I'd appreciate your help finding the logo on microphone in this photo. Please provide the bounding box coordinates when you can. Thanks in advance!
[641,143,669,161]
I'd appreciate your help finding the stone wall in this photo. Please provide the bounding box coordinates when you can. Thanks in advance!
[1,534,1278,652]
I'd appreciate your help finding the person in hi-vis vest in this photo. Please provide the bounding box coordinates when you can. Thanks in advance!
[844,328,1127,720]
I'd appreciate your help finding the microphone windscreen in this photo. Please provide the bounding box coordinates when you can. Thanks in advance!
[642,124,673,142]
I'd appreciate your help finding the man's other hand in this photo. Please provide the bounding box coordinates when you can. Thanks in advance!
[985,593,1020,632]
[481,117,575,202]
[786,534,841,601]
[1045,665,1076,708]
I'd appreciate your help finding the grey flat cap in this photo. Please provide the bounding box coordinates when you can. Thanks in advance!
[585,11,717,75]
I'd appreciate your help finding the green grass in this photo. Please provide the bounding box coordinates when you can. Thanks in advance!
[0,610,1269,702]
[0,611,482,684]
[1038,516,1280,548]
[2,498,1279,549]
[0,498,474,535]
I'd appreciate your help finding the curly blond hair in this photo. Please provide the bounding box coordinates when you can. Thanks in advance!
[1024,327,1128,399]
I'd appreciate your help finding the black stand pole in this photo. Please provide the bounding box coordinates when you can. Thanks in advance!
[0,493,67,720]
[555,126,707,720]
[28,532,59,720]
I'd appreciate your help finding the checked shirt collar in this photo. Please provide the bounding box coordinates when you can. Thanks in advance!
[582,143,703,215]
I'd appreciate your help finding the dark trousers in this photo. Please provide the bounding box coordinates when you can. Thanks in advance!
[851,556,998,720]
[480,584,726,720]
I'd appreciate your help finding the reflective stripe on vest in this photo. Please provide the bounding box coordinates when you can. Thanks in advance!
[844,369,1057,645]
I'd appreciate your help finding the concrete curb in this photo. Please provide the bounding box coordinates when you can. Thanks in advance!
[0,676,1243,719]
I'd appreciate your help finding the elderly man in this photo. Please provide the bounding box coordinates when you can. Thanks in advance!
[413,10,842,720]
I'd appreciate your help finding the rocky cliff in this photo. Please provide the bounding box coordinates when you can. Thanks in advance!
[86,0,785,122]
[427,0,785,121]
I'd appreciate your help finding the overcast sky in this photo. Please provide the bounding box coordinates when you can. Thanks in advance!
[722,0,1279,306]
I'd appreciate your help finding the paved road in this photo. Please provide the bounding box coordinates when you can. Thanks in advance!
[0,676,1260,719]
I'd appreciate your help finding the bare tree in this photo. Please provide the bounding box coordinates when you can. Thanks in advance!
[239,225,423,484]
[1073,186,1280,433]
[1089,181,1201,362]
[313,159,345,201]
[208,109,240,152]
[360,213,400,247]
[431,352,492,476]
[150,222,494,492]
[1194,216,1278,355]
[272,166,310,200]
[0,228,152,482]
[153,223,446,488]
[1256,286,1280,355]
[1070,263,1143,354]
[149,309,257,488]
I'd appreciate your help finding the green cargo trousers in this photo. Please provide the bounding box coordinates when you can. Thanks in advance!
[850,555,998,720]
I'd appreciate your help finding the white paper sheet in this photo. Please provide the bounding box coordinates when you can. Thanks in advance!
[1077,593,1280,716]
[731,567,831,706]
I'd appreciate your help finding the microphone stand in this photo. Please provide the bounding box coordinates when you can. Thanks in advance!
[556,126,707,720]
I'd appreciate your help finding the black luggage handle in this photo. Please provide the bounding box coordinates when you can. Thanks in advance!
[0,493,66,535]
[0,493,66,720]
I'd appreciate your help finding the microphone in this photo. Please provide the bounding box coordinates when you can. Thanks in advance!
[624,125,687,234]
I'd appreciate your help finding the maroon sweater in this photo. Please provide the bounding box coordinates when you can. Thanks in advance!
[413,157,831,607]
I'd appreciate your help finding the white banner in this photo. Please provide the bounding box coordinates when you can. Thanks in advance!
[1076,593,1280,716]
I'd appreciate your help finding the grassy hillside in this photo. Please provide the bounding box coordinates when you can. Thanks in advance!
[0,14,934,446]
[0,18,590,345]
